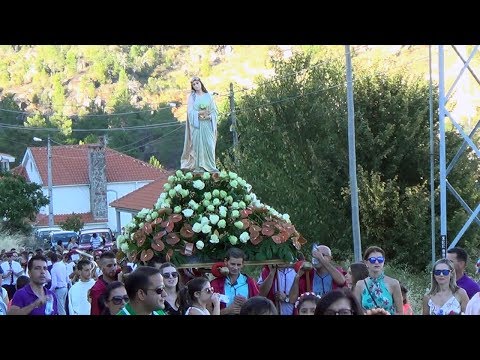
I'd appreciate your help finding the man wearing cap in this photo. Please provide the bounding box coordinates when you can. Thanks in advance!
[1,252,24,299]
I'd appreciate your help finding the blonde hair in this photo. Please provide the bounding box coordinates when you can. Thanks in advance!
[427,258,459,296]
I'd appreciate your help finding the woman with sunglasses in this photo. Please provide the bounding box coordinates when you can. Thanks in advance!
[100,281,128,315]
[422,258,468,315]
[159,262,182,315]
[180,76,219,173]
[178,277,220,315]
[353,246,403,315]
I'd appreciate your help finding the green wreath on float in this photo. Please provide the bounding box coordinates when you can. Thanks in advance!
[116,170,306,265]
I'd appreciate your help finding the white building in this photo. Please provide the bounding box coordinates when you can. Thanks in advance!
[14,138,169,233]
[0,153,15,172]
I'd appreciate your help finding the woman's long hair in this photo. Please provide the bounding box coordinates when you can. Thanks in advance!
[427,258,459,296]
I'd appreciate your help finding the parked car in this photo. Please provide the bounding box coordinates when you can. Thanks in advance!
[50,231,78,249]
[34,227,62,248]
[78,228,115,251]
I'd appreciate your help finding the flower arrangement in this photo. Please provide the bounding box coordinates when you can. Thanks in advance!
[116,169,306,265]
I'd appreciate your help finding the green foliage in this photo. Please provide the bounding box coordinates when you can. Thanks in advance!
[218,51,478,272]
[0,172,49,234]
[0,225,28,252]
[59,213,84,233]
[149,156,163,169]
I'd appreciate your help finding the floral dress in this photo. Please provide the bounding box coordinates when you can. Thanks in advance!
[361,273,396,314]
[428,295,461,315]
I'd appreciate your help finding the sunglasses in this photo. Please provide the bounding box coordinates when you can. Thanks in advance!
[162,271,179,279]
[202,287,214,294]
[367,256,385,264]
[324,309,354,316]
[145,286,166,295]
[110,295,129,305]
[434,269,451,276]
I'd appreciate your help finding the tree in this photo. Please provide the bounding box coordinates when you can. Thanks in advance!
[59,213,84,233]
[0,172,49,234]
[217,53,479,271]
[149,156,163,169]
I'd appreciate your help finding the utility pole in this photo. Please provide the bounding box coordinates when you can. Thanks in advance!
[345,45,362,262]
[47,135,54,226]
[229,83,238,162]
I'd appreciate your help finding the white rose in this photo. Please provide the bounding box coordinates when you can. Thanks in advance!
[182,208,194,218]
[192,223,203,233]
[209,234,219,243]
[201,224,212,234]
[174,184,183,192]
[234,221,244,229]
[209,214,220,225]
[239,232,250,243]
[217,219,227,228]
[228,235,238,245]
[196,241,205,250]
[174,206,182,214]
[193,180,205,190]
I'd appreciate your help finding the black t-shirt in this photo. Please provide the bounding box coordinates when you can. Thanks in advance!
[163,300,181,315]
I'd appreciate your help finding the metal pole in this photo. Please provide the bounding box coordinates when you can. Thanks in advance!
[345,45,362,262]
[47,135,54,226]
[429,45,436,266]
[229,83,238,163]
[438,46,447,258]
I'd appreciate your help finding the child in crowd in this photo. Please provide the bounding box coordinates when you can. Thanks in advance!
[400,284,414,315]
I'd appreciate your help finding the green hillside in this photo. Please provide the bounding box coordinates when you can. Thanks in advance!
[0,45,478,169]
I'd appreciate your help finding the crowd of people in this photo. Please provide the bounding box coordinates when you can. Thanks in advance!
[2,241,480,316]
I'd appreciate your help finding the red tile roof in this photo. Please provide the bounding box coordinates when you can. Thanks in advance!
[29,145,167,186]
[35,212,107,227]
[11,165,30,181]
[109,173,172,212]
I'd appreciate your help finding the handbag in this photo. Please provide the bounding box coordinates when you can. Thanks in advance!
[364,279,380,308]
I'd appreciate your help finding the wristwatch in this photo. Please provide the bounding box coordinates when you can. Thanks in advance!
[284,297,289,303]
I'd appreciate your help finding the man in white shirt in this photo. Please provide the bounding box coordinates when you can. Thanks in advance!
[68,259,95,315]
[1,252,24,299]
[49,253,69,315]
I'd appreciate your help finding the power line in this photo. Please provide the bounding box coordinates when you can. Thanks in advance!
[42,124,185,161]
[0,103,174,117]
[0,121,182,132]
